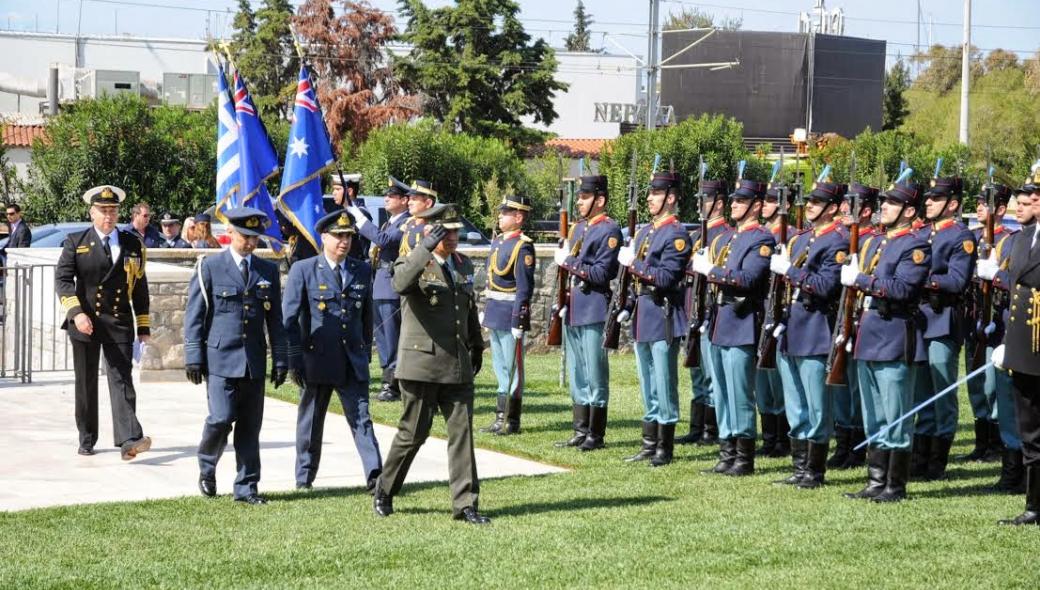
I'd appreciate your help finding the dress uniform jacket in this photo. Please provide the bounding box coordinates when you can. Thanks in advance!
[782,221,848,357]
[392,243,483,384]
[707,222,775,347]
[398,217,427,258]
[184,250,288,378]
[482,230,536,331]
[357,212,410,301]
[559,213,622,326]
[627,215,690,343]
[1002,223,1040,375]
[918,219,976,340]
[684,217,731,318]
[853,227,932,363]
[283,255,373,384]
[56,228,150,342]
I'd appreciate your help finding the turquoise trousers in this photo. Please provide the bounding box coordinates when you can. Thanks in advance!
[564,323,610,407]
[858,360,916,450]
[635,340,680,424]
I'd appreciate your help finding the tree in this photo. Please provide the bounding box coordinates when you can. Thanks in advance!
[393,0,568,149]
[663,6,742,31]
[294,0,420,151]
[1024,50,1040,95]
[229,0,297,119]
[984,48,1020,73]
[564,1,593,52]
[911,44,983,94]
[883,59,911,130]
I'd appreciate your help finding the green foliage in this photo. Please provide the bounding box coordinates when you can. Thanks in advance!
[0,124,18,202]
[229,0,297,119]
[883,59,910,131]
[663,6,742,31]
[911,44,982,94]
[564,1,593,52]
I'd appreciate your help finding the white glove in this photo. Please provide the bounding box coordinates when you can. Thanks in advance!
[769,246,790,276]
[511,327,524,340]
[558,305,568,319]
[478,311,485,324]
[616,310,631,323]
[346,205,368,228]
[840,254,860,287]
[553,245,569,266]
[976,253,998,281]
[983,321,996,336]
[617,245,636,267]
[992,344,1006,370]
[691,249,714,276]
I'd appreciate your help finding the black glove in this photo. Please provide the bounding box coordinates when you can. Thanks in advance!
[271,367,288,388]
[290,368,305,388]
[471,350,483,377]
[421,224,448,251]
[185,364,206,385]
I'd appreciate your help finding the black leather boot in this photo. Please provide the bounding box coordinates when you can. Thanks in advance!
[699,405,719,445]
[909,434,931,479]
[555,404,590,447]
[625,421,658,462]
[959,419,989,462]
[844,447,889,500]
[984,420,1004,462]
[496,396,521,436]
[999,466,1040,526]
[873,449,911,503]
[757,413,777,457]
[925,436,953,481]
[650,423,675,467]
[579,405,608,452]
[775,438,808,485]
[991,448,1026,493]
[676,401,704,445]
[773,413,791,457]
[798,440,830,489]
[373,479,393,517]
[480,396,507,433]
[843,428,867,469]
[703,438,736,474]
[827,427,850,469]
[724,437,756,476]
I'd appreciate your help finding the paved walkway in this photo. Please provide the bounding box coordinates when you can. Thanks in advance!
[0,372,565,512]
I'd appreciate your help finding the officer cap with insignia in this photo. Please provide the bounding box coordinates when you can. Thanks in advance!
[409,179,438,201]
[730,179,767,200]
[924,176,964,198]
[808,181,847,205]
[578,175,609,196]
[223,206,270,236]
[848,182,881,208]
[315,209,357,235]
[159,212,181,225]
[499,194,533,212]
[883,181,924,209]
[331,173,362,188]
[82,185,126,207]
[414,202,464,229]
[386,175,410,197]
[650,172,682,194]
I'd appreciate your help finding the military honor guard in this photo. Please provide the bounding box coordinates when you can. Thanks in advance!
[618,172,690,467]
[184,207,288,504]
[283,210,382,491]
[350,176,413,402]
[328,173,371,259]
[691,175,775,476]
[158,213,192,248]
[398,180,439,258]
[840,178,931,503]
[373,203,490,525]
[480,195,536,436]
[909,173,976,481]
[56,185,153,459]
[552,174,622,451]
[770,179,848,488]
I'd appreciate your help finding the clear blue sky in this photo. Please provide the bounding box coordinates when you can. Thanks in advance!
[1,0,1038,64]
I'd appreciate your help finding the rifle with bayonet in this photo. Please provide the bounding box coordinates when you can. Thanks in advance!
[825,153,859,385]
[546,159,571,346]
[683,156,709,368]
[971,163,997,370]
[603,151,642,350]
[756,153,788,369]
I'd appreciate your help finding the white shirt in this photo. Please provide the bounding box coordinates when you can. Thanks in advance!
[94,227,121,263]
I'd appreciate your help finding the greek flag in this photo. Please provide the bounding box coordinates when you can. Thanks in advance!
[214,63,239,216]
[232,72,283,250]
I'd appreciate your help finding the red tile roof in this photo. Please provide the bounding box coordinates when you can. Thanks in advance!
[2,124,47,148]
[545,138,610,157]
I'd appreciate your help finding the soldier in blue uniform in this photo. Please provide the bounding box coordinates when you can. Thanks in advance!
[283,209,382,491]
[349,176,412,402]
[909,175,977,481]
[481,195,536,436]
[398,180,438,259]
[770,180,848,488]
[692,178,775,476]
[158,213,192,248]
[841,180,931,503]
[618,172,690,467]
[552,175,622,451]
[184,207,288,504]
[676,179,729,447]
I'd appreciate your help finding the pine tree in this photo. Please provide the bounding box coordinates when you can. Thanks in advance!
[882,59,911,130]
[564,1,592,52]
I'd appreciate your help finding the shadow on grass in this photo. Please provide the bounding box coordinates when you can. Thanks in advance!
[485,494,672,518]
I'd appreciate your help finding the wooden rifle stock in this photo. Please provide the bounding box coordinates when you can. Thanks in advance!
[546,186,569,346]
[825,222,860,385]
[971,187,996,369]
[603,167,639,350]
[756,190,788,370]
[683,214,708,368]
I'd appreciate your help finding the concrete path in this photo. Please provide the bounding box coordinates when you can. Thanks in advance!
[0,372,565,512]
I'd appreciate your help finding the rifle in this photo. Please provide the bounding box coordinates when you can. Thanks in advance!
[546,162,570,346]
[603,151,641,350]
[683,156,709,368]
[825,153,859,385]
[971,164,997,370]
[756,153,788,369]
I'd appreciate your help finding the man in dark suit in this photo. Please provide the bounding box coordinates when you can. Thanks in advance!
[124,202,163,248]
[184,207,288,505]
[5,203,31,248]
[55,185,152,459]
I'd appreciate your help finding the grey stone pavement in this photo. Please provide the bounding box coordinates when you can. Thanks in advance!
[0,371,565,512]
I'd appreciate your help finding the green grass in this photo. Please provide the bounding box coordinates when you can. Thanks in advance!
[2,353,1039,589]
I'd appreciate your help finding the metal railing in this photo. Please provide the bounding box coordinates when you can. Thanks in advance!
[1,264,71,383]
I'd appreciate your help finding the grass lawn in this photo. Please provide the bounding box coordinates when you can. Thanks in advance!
[2,353,1038,589]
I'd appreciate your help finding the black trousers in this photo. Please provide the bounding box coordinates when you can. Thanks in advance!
[71,339,143,448]
[1012,371,1040,467]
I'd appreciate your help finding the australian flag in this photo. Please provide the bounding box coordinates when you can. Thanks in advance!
[232,71,283,249]
[214,62,240,217]
[277,65,336,252]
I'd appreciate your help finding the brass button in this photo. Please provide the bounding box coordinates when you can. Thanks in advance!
[244,305,250,310]
[244,320,249,325]
[242,334,247,339]
[116,289,121,294]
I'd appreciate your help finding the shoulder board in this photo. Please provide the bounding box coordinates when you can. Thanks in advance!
[520,234,533,243]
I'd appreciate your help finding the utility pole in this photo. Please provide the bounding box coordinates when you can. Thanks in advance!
[959,0,970,145]
[645,0,660,129]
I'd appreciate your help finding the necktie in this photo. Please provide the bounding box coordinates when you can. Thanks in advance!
[102,236,112,265]
[442,261,455,289]
[240,259,249,285]
[334,264,345,290]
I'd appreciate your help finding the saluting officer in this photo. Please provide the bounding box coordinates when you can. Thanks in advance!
[184,207,288,505]
[349,176,413,402]
[909,174,976,481]
[481,196,536,436]
[618,172,690,467]
[327,173,371,260]
[374,203,489,525]
[691,177,775,476]
[56,185,152,459]
[840,180,931,503]
[552,175,622,451]
[283,209,382,491]
[398,180,439,258]
[770,180,848,488]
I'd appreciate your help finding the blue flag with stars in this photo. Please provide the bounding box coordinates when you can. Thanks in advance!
[277,65,336,252]
[232,71,283,250]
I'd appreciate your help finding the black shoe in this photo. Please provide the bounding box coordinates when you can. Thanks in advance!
[650,423,675,467]
[454,506,491,525]
[845,447,890,500]
[909,434,931,479]
[555,404,590,448]
[991,448,1026,494]
[120,436,152,461]
[772,413,791,457]
[925,436,953,481]
[235,494,268,505]
[775,439,808,485]
[999,466,1040,526]
[843,428,867,469]
[959,419,990,462]
[724,437,755,476]
[495,397,522,436]
[983,420,1004,463]
[296,483,313,490]
[704,438,736,474]
[699,406,720,446]
[480,412,505,434]
[873,449,911,503]
[676,401,704,445]
[757,413,777,457]
[199,476,217,497]
[579,405,608,452]
[797,440,829,489]
[827,427,851,469]
[78,446,95,456]
[625,421,658,462]
[373,482,394,517]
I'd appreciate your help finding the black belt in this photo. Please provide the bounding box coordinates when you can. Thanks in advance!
[867,299,917,318]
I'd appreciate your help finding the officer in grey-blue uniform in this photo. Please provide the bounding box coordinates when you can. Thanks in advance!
[841,180,931,503]
[283,209,382,491]
[910,175,976,482]
[552,175,622,451]
[618,172,690,467]
[184,207,288,505]
[771,180,848,488]
[692,178,775,476]
[350,176,412,402]
[481,195,536,436]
